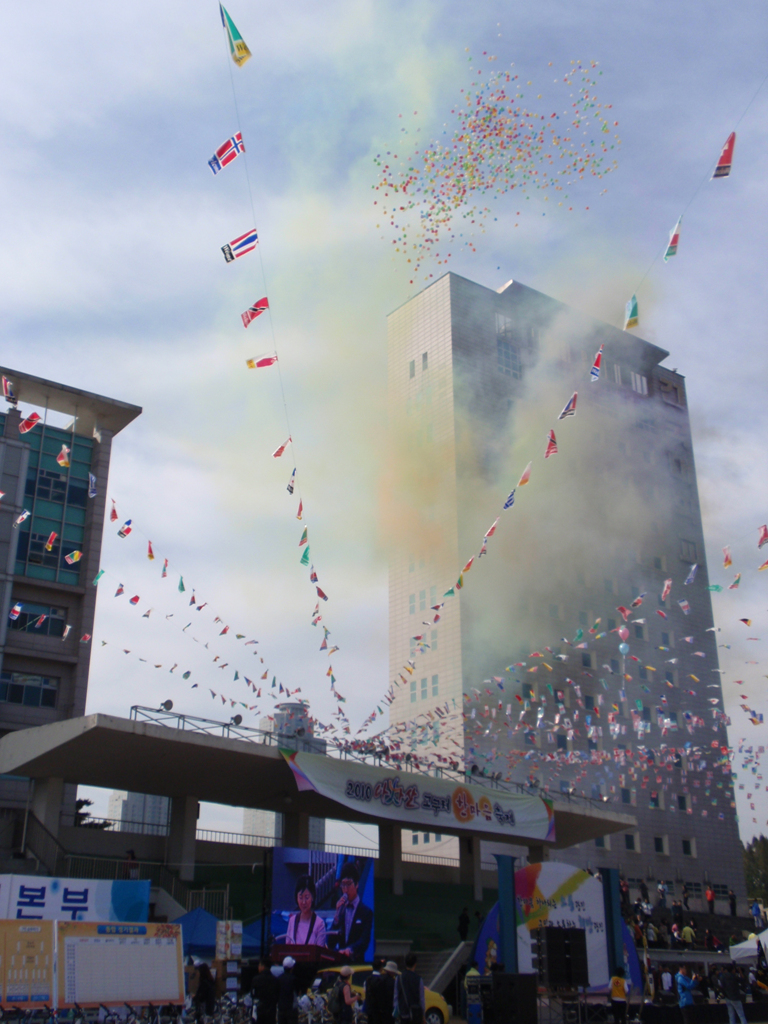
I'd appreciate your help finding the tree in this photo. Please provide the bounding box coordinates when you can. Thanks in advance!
[74,798,111,830]
[744,836,768,900]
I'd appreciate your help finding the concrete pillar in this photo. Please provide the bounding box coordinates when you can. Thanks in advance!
[31,777,64,837]
[282,811,310,848]
[377,823,403,895]
[527,843,549,864]
[167,794,198,882]
[459,835,483,902]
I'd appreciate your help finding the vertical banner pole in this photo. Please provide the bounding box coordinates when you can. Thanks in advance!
[494,854,518,973]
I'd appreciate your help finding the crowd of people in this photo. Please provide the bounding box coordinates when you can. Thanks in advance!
[610,961,761,1024]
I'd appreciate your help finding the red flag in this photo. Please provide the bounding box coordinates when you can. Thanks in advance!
[296,500,303,520]
[19,412,41,434]
[272,436,292,458]
[616,606,630,622]
[44,532,57,552]
[712,131,736,179]
[758,525,768,549]
[241,297,269,328]
[246,354,277,368]
[485,517,500,538]
[147,540,155,561]
[661,579,672,601]
[316,586,329,602]
[544,429,558,458]
[110,500,118,522]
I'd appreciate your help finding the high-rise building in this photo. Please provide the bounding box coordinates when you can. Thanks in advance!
[0,367,141,818]
[387,273,745,902]
[108,791,170,836]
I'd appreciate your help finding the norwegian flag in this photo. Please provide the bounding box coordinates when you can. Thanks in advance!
[241,297,269,328]
[208,132,245,174]
[222,229,258,263]
[559,392,577,419]
[590,344,603,382]
[544,429,558,458]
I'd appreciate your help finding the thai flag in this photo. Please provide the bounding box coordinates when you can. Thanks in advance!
[222,229,257,263]
[208,132,245,174]
[590,344,603,382]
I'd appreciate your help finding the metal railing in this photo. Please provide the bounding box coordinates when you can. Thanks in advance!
[24,812,67,875]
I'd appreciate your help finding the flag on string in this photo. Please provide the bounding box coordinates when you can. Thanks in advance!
[518,462,532,486]
[661,579,672,601]
[729,573,741,590]
[287,469,296,494]
[246,353,277,368]
[208,132,245,175]
[559,392,577,419]
[462,557,474,573]
[222,229,257,263]
[242,297,269,328]
[590,344,603,382]
[273,436,291,458]
[9,603,21,621]
[296,500,303,520]
[712,132,736,179]
[178,576,185,593]
[684,564,698,585]
[45,532,57,552]
[62,625,71,639]
[316,586,328,602]
[310,565,318,583]
[88,474,97,498]
[57,445,70,468]
[162,558,168,578]
[115,584,124,597]
[299,527,308,546]
[64,550,82,565]
[92,570,104,585]
[723,545,732,568]
[129,595,140,605]
[759,559,768,571]
[300,546,310,566]
[190,593,196,606]
[220,4,252,66]
[544,429,558,458]
[2,377,15,403]
[13,510,30,528]
[110,500,118,522]
[147,540,155,561]
[80,634,91,644]
[758,524,768,549]
[678,599,691,615]
[19,412,40,434]
[663,217,682,262]
[624,294,639,330]
[485,517,499,538]
[118,520,132,538]
[503,489,515,510]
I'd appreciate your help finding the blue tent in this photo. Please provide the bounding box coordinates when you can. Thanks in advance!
[174,907,220,957]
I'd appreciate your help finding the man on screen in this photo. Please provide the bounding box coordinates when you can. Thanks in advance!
[328,861,373,961]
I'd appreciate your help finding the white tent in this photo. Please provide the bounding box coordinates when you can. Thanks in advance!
[730,929,768,963]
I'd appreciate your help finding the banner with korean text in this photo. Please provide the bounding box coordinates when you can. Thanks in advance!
[281,749,555,842]
[0,876,151,923]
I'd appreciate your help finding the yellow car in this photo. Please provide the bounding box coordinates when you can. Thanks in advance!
[318,964,451,1024]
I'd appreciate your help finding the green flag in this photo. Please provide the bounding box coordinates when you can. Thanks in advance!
[178,576,185,592]
[300,545,310,566]
[220,4,252,67]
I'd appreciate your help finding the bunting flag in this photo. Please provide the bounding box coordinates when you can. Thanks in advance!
[88,474,97,499]
[663,216,682,262]
[162,558,168,578]
[684,564,698,585]
[590,344,603,382]
[296,500,303,520]
[544,429,558,458]
[758,524,768,549]
[503,489,515,510]
[678,599,691,615]
[220,4,252,66]
[208,132,245,175]
[110,500,118,522]
[44,532,57,552]
[723,545,732,568]
[56,445,70,468]
[246,354,278,368]
[115,584,125,597]
[147,541,155,561]
[729,573,742,590]
[129,595,140,606]
[13,510,30,528]
[624,294,638,330]
[316,586,328,602]
[64,550,82,565]
[272,436,291,458]
[299,527,308,546]
[287,469,296,494]
[62,625,72,639]
[712,132,736,179]
[558,392,577,419]
[462,557,474,573]
[80,635,91,644]
[300,546,310,567]
[518,462,532,486]
[19,412,41,434]
[9,603,21,621]
[92,570,104,585]
[759,559,768,571]
[485,517,500,538]
[117,520,132,538]
[661,578,672,601]
[2,377,15,403]
[222,229,257,263]
[241,297,269,328]
[310,566,318,583]
[178,576,185,593]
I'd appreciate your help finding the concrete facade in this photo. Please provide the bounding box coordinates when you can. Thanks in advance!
[0,367,140,819]
[386,273,746,908]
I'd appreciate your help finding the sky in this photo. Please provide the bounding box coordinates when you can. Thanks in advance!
[2,0,768,843]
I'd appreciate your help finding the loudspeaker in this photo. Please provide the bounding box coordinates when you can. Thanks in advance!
[489,973,537,1024]
[531,927,589,989]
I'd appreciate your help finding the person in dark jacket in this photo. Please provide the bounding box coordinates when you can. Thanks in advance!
[366,961,397,1024]
[458,908,470,942]
[251,958,279,1024]
[195,962,216,1017]
[718,965,747,1024]
[278,956,300,1024]
[394,954,425,1024]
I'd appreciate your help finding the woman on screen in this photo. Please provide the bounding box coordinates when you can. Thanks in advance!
[285,875,327,946]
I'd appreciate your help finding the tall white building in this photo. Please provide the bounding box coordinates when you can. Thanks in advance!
[108,791,169,836]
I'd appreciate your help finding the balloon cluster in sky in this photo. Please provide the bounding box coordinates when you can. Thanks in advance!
[373,56,621,281]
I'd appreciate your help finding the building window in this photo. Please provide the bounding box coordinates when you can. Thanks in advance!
[409,360,415,379]
[654,836,665,854]
[419,590,426,611]
[423,833,430,843]
[431,630,438,651]
[556,734,568,751]
[409,594,415,615]
[630,372,648,395]
[653,556,664,571]
[581,652,592,669]
[584,695,595,711]
[408,555,415,573]
[420,678,427,701]
[595,836,605,849]
[8,603,67,638]
[665,670,675,686]
[712,884,729,899]
[613,365,622,385]
[634,624,645,640]
[680,539,697,562]
[650,793,660,809]
[434,833,442,841]
[591,784,602,800]
[625,834,635,852]
[639,664,648,680]
[682,838,696,857]
[621,788,632,805]
[660,631,671,647]
[422,352,428,371]
[412,833,419,845]
[678,794,687,811]
[497,339,521,379]
[410,680,416,704]
[610,658,619,674]
[0,672,59,709]
[524,732,537,747]
[431,675,439,697]
[430,585,437,605]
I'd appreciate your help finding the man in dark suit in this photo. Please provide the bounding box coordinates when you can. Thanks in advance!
[328,861,373,961]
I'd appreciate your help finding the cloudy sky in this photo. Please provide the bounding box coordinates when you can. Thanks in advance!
[3,0,768,841]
